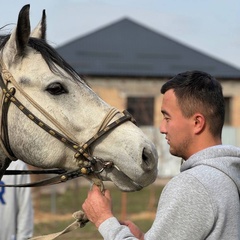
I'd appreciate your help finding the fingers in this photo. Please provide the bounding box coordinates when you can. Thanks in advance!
[91,184,100,191]
[88,184,101,196]
[82,185,114,228]
[121,220,132,226]
[90,184,111,198]
[104,189,111,200]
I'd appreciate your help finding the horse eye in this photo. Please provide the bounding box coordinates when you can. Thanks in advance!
[46,82,67,95]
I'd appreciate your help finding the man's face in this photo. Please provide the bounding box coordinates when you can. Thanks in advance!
[160,89,194,160]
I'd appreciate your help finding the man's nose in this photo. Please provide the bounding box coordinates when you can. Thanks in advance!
[159,121,166,134]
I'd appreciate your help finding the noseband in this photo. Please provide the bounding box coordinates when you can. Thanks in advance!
[0,63,136,187]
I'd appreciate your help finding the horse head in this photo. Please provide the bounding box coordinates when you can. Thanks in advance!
[0,5,158,191]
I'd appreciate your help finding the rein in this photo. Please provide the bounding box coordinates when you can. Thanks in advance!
[0,63,136,188]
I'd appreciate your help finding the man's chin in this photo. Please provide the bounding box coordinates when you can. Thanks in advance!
[170,148,185,159]
[169,148,178,157]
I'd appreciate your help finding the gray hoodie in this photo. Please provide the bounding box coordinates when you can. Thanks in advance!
[99,145,240,239]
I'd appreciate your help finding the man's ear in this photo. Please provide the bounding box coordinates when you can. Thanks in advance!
[193,113,205,134]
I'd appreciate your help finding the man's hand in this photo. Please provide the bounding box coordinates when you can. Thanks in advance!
[82,185,114,228]
[121,220,145,240]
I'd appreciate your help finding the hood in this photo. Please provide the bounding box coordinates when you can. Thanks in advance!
[180,145,240,191]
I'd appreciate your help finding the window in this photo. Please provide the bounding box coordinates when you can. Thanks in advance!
[127,97,154,126]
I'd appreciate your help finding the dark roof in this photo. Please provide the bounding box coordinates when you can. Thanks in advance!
[56,18,240,78]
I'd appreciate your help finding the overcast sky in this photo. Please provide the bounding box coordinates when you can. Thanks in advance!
[1,0,240,69]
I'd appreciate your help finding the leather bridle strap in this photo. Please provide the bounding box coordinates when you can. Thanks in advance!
[1,87,17,159]
[0,109,134,188]
[74,109,135,162]
[4,169,66,175]
[1,169,84,187]
[0,64,135,163]
[0,63,136,187]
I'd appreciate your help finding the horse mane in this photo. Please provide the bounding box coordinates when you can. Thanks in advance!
[0,34,85,84]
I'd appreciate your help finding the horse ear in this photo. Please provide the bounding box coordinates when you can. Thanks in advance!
[3,4,30,64]
[30,9,46,40]
[13,4,31,56]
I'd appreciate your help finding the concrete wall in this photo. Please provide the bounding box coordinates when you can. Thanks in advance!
[88,77,240,128]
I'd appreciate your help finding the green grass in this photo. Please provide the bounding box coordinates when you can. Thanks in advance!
[33,180,164,240]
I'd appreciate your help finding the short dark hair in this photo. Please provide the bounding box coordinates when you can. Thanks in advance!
[161,70,225,138]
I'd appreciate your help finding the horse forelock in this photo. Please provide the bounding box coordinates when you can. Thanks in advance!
[0,34,10,52]
[28,38,80,80]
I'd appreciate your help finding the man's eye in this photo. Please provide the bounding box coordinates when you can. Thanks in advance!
[164,116,170,121]
[46,82,68,95]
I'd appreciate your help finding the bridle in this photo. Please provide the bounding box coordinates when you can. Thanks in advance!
[0,62,136,188]
[0,62,137,238]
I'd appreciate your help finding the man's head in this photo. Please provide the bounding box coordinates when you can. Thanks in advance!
[160,70,225,159]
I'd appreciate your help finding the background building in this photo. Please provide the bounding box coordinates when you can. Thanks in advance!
[57,18,240,177]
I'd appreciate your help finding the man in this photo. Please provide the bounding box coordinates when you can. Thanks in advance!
[82,70,240,239]
[0,160,34,240]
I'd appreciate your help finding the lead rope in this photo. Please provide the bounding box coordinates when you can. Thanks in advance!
[30,211,88,240]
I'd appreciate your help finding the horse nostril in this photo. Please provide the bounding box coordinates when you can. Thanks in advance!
[141,147,156,171]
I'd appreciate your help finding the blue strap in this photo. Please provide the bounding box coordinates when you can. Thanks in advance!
[0,181,6,204]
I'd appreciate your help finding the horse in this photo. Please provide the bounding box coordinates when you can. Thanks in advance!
[0,4,158,193]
